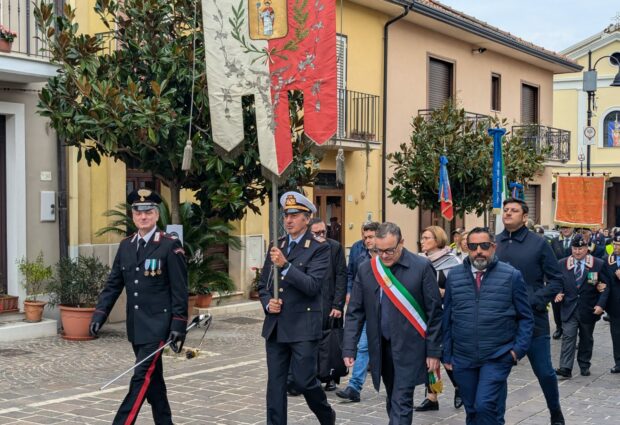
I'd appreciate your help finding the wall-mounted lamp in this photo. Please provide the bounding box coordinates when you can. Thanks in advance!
[471,47,487,55]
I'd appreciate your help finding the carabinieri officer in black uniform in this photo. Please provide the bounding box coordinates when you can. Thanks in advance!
[89,189,188,425]
[258,191,336,425]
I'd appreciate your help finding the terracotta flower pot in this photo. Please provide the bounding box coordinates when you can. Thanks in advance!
[59,305,95,341]
[23,300,46,323]
[0,295,18,313]
[0,39,12,53]
[195,293,213,308]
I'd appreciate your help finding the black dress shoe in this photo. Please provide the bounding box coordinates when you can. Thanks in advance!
[580,368,591,376]
[610,366,620,373]
[335,386,360,402]
[454,388,463,409]
[414,398,439,411]
[550,409,565,425]
[324,381,337,391]
[552,329,563,340]
[287,388,301,396]
[555,367,572,379]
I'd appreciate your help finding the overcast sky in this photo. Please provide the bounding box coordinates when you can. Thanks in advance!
[437,1,620,53]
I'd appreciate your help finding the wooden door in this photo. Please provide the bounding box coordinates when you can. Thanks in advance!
[314,188,344,245]
[0,116,6,293]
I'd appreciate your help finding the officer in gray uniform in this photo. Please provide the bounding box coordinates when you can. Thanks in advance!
[89,189,188,425]
[258,191,335,425]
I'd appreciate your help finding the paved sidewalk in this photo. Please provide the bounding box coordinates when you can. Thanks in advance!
[0,309,619,424]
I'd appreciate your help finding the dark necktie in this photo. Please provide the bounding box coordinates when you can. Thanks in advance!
[381,289,391,340]
[475,271,483,290]
[137,238,146,261]
[287,241,297,256]
[564,239,570,250]
[574,260,583,281]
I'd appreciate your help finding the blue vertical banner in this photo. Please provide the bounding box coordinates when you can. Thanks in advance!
[489,127,507,215]
[438,155,454,221]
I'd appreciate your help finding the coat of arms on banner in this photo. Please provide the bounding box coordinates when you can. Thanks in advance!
[203,0,337,176]
[249,0,287,40]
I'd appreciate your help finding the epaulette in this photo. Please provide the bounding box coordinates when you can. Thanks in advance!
[152,231,163,243]
[162,232,179,241]
[585,254,594,269]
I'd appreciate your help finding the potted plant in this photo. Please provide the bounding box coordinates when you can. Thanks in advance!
[249,267,261,300]
[47,255,109,340]
[0,25,17,52]
[17,252,53,322]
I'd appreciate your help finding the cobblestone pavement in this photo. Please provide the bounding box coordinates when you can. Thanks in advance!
[1,309,619,424]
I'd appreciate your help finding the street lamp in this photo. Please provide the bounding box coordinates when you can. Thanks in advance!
[583,51,620,175]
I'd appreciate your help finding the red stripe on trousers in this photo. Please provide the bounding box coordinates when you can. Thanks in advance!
[124,341,164,425]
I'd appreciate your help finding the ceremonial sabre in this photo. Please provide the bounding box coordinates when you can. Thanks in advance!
[100,314,212,390]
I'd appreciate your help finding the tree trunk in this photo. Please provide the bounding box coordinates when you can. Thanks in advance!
[169,181,181,224]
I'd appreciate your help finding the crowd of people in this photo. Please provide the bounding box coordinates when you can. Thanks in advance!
[89,189,620,425]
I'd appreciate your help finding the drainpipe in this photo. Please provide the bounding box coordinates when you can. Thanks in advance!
[381,5,409,222]
[57,135,68,258]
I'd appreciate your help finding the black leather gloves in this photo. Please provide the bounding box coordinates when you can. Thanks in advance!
[89,321,101,337]
[168,331,186,353]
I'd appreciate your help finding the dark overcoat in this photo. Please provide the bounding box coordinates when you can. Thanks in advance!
[342,248,443,391]
[321,238,347,328]
[92,230,189,344]
[258,230,330,343]
[604,254,620,318]
[558,255,610,323]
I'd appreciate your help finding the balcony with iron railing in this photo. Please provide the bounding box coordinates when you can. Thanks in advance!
[0,0,60,83]
[511,125,571,163]
[327,88,381,151]
[417,109,493,129]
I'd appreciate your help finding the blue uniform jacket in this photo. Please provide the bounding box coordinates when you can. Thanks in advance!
[496,225,564,337]
[258,230,330,343]
[442,256,533,367]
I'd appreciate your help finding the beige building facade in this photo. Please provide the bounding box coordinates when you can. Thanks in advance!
[373,0,580,247]
[552,22,620,228]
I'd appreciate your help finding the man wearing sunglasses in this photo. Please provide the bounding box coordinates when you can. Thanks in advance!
[443,227,533,424]
[343,222,443,425]
[495,198,565,425]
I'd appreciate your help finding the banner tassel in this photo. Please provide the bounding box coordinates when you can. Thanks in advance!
[336,148,345,186]
[181,139,193,171]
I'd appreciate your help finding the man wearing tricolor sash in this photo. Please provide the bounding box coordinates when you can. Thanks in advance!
[342,223,443,425]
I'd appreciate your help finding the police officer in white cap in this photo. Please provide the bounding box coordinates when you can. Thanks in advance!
[258,191,336,425]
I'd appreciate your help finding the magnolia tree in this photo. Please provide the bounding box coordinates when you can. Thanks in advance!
[34,0,320,223]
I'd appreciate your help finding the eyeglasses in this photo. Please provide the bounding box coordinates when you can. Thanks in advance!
[372,245,400,256]
[467,242,493,251]
[312,230,326,236]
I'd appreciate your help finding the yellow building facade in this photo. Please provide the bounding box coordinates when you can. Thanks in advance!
[552,22,620,227]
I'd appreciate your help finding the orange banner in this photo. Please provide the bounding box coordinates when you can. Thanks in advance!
[554,176,606,227]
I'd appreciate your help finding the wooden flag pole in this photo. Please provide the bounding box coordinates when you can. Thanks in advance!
[271,177,280,299]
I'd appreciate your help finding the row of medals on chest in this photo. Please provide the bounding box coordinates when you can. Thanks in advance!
[143,259,162,277]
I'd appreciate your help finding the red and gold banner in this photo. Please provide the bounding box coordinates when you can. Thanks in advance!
[554,176,606,227]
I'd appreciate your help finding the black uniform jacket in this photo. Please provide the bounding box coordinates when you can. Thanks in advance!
[92,230,189,344]
[321,238,347,328]
[343,248,443,391]
[258,230,331,343]
[558,255,610,324]
[604,254,620,318]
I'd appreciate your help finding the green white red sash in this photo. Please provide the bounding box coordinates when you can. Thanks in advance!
[370,256,427,338]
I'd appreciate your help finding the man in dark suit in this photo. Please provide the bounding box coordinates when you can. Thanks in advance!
[554,234,610,378]
[579,228,607,259]
[343,222,443,425]
[258,191,335,425]
[603,232,620,373]
[89,189,188,425]
[550,226,575,340]
[309,218,347,391]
